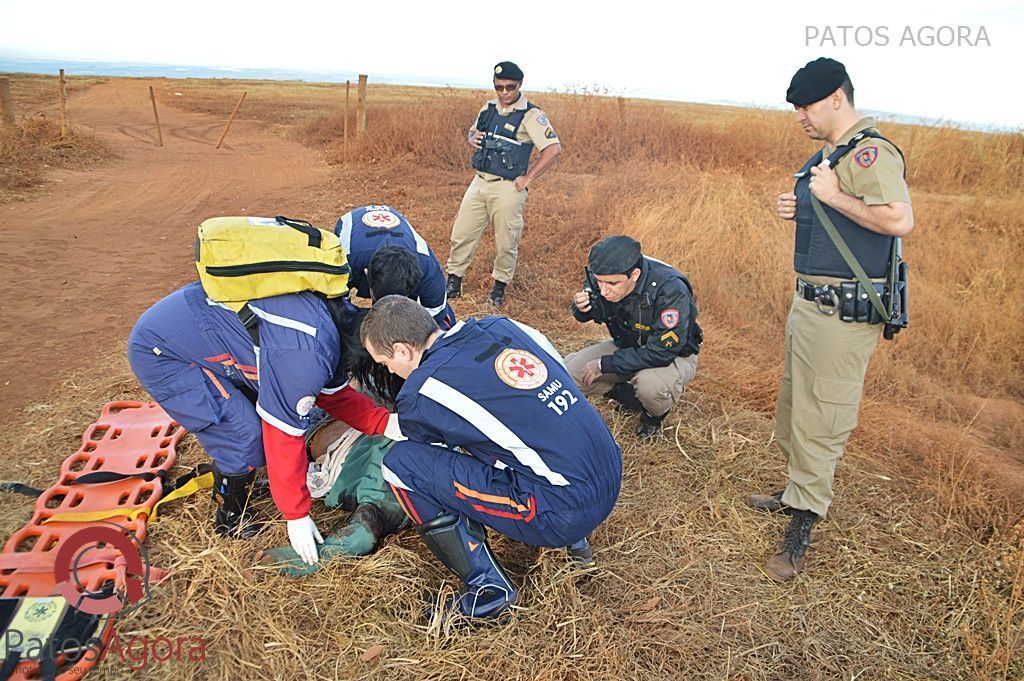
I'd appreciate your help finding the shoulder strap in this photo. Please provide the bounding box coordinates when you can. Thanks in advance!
[809,195,890,320]
[826,129,906,177]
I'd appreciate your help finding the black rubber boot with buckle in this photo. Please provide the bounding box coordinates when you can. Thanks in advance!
[747,490,790,514]
[487,281,507,307]
[212,466,266,539]
[764,509,819,582]
[446,274,463,299]
[606,382,643,414]
[419,514,516,621]
[636,409,666,438]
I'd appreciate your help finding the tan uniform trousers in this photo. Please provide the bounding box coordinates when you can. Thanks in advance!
[447,174,527,284]
[564,340,699,417]
[776,293,881,518]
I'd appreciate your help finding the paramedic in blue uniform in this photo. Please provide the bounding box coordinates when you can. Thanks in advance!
[128,283,398,566]
[335,205,455,329]
[360,295,622,620]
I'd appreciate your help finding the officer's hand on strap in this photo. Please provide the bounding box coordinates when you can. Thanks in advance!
[809,161,841,204]
[777,192,797,220]
[573,290,592,313]
[287,515,324,565]
[580,358,603,386]
[468,130,484,150]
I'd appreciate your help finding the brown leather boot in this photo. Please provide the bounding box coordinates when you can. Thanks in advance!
[764,509,818,582]
[747,490,788,513]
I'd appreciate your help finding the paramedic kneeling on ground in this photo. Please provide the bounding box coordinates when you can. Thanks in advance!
[128,282,398,565]
[361,296,622,620]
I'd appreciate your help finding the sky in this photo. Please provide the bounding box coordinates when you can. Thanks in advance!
[1,0,1021,128]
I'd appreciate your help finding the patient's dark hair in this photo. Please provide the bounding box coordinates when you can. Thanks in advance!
[340,305,405,409]
[367,246,422,301]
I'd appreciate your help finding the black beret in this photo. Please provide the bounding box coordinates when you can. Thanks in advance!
[588,236,643,275]
[493,61,524,81]
[786,57,848,106]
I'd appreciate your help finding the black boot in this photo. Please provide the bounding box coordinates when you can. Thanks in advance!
[636,409,666,438]
[606,382,643,414]
[487,281,507,307]
[419,514,517,620]
[566,537,595,568]
[446,274,463,299]
[212,466,266,539]
[764,509,818,582]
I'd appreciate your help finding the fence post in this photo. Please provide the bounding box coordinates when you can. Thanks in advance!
[356,74,367,139]
[0,78,14,127]
[149,86,163,147]
[216,91,247,149]
[344,80,350,157]
[58,69,67,138]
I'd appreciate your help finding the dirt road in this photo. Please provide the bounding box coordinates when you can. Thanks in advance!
[0,78,331,422]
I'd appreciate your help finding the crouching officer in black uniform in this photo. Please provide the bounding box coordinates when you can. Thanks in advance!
[565,236,703,438]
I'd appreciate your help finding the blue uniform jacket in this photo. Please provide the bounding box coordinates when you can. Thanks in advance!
[395,317,622,507]
[334,205,451,325]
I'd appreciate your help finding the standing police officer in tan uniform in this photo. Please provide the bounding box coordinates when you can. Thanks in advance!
[748,58,914,582]
[445,61,562,307]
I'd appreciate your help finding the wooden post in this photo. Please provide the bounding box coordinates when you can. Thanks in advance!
[344,80,350,156]
[215,91,247,149]
[0,78,14,127]
[356,74,367,139]
[149,86,163,147]
[58,69,67,138]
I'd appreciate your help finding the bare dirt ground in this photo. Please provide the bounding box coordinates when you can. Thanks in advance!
[0,78,330,422]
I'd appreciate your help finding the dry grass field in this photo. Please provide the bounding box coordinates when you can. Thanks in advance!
[0,74,1021,679]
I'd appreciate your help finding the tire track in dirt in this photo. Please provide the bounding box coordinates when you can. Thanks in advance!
[0,78,331,422]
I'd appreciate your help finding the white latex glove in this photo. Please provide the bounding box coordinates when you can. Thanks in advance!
[384,413,406,441]
[287,515,323,565]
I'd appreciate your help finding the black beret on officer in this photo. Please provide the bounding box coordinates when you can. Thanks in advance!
[588,235,643,275]
[786,57,848,106]
[493,61,524,81]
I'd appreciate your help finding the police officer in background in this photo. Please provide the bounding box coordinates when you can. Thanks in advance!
[566,236,702,438]
[748,58,914,582]
[445,61,562,307]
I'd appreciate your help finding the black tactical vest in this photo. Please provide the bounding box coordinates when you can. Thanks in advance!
[471,101,537,180]
[793,130,905,279]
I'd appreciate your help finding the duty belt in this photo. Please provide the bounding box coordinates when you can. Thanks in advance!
[476,173,509,182]
[796,278,841,315]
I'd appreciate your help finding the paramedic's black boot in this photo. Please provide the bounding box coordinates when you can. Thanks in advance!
[606,382,643,414]
[566,537,595,568]
[419,514,516,621]
[487,281,507,307]
[212,466,266,539]
[446,274,463,299]
[636,409,666,438]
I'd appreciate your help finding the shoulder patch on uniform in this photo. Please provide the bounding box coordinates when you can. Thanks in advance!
[660,309,680,329]
[494,348,548,390]
[361,209,401,228]
[296,395,316,417]
[854,146,879,169]
[544,127,557,139]
[536,113,549,126]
